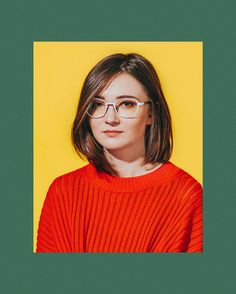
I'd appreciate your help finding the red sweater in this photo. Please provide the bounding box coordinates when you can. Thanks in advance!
[36,162,203,253]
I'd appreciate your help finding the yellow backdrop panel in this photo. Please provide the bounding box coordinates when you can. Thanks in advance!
[34,42,203,251]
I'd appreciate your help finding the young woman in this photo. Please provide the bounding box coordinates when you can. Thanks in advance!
[36,53,202,253]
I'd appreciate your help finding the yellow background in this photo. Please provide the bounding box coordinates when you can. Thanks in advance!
[34,42,202,251]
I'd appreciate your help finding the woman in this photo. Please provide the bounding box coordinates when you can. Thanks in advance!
[36,53,202,253]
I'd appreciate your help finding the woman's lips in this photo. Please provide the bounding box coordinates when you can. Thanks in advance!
[103,130,123,137]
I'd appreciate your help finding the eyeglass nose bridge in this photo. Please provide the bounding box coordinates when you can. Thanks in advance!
[103,102,119,117]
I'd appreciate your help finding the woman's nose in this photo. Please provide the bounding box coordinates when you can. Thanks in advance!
[104,105,120,124]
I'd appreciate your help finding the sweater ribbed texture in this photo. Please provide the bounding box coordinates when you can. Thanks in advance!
[36,162,203,253]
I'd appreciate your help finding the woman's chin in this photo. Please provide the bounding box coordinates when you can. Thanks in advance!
[102,143,125,151]
[96,136,127,151]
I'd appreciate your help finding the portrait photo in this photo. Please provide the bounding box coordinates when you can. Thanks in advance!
[34,41,203,253]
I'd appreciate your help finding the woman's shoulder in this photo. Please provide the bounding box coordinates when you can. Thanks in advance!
[158,161,201,186]
[171,163,202,186]
[48,163,94,190]
[168,162,202,199]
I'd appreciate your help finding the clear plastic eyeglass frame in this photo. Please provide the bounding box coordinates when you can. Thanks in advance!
[86,97,151,119]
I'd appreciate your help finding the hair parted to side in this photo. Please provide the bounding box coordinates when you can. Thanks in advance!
[72,53,173,175]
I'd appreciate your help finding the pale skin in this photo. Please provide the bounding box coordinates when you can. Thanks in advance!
[89,73,162,177]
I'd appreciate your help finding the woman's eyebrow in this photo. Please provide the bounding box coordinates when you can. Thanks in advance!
[96,95,140,100]
[117,95,140,100]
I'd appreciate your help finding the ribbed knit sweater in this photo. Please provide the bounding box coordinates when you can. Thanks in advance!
[36,162,202,253]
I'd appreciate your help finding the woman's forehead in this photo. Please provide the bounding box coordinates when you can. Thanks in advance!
[100,72,148,99]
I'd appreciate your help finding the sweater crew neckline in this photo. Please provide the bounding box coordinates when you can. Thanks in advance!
[83,162,180,192]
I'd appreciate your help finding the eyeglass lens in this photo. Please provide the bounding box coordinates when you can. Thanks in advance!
[87,98,139,118]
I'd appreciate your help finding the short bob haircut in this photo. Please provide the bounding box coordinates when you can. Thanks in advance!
[72,53,173,175]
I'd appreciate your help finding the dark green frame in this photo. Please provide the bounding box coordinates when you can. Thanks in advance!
[0,0,235,293]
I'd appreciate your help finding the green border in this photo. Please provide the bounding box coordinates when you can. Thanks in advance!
[1,0,235,293]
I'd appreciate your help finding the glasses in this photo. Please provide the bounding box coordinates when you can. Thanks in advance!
[86,97,151,119]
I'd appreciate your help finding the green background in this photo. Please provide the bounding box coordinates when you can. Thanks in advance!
[1,0,235,293]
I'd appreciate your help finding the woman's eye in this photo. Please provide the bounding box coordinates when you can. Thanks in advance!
[120,100,135,107]
[93,102,103,108]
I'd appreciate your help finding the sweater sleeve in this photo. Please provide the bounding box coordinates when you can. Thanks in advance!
[36,180,57,252]
[167,177,203,253]
[36,176,73,253]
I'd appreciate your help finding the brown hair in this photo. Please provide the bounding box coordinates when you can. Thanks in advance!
[72,53,173,175]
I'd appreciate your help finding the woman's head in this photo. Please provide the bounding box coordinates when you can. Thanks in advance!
[72,53,173,174]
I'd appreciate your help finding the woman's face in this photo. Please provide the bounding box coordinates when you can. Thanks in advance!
[89,73,152,158]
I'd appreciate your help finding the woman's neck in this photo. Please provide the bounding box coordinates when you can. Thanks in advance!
[104,149,162,178]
